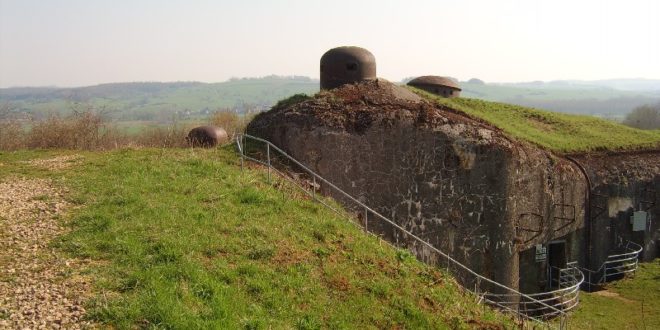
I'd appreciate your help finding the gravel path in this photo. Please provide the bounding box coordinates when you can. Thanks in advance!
[25,155,82,171]
[0,177,93,329]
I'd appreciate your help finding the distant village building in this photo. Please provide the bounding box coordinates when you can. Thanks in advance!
[320,46,376,90]
[407,76,461,98]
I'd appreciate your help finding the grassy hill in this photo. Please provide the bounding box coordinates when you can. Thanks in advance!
[1,77,320,121]
[0,147,512,328]
[570,260,660,329]
[413,88,660,153]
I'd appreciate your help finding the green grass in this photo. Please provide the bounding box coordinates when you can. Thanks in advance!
[412,88,660,153]
[0,147,512,329]
[569,259,660,329]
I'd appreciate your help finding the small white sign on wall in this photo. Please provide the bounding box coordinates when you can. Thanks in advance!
[535,244,547,262]
[631,211,648,232]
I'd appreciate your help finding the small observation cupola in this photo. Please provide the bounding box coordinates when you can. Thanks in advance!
[407,76,462,98]
[320,46,377,90]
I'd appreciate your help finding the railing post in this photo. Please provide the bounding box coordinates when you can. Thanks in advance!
[364,206,368,231]
[447,252,450,272]
[239,135,244,171]
[266,143,271,183]
[312,175,316,199]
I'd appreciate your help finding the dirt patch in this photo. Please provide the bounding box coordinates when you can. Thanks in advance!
[26,155,83,170]
[593,289,635,303]
[0,178,93,329]
[527,118,556,132]
[272,242,311,267]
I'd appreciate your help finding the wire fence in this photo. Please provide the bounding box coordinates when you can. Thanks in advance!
[236,133,582,329]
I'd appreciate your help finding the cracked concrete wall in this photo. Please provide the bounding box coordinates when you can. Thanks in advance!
[506,147,586,293]
[269,122,513,290]
[252,116,586,294]
[574,152,660,268]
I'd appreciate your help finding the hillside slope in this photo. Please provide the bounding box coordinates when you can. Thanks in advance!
[1,77,320,120]
[413,88,660,153]
[0,148,512,329]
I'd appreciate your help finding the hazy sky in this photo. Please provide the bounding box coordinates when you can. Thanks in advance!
[1,0,659,87]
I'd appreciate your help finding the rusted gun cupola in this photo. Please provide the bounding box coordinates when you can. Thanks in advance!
[320,46,377,90]
[407,76,462,98]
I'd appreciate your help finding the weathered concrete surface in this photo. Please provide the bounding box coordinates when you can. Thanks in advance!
[248,80,587,293]
[572,151,660,267]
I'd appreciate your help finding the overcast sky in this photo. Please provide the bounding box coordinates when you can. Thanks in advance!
[1,0,659,87]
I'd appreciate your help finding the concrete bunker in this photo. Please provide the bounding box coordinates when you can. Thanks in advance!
[320,46,377,90]
[407,75,462,98]
[245,46,659,317]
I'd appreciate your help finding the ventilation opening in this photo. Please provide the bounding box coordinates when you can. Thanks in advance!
[346,62,358,71]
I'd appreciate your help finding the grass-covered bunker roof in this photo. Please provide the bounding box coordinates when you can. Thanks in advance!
[410,88,660,153]
[260,81,660,154]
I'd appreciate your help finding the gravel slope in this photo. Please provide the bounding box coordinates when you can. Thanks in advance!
[0,171,92,328]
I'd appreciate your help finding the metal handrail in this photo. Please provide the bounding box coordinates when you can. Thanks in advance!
[236,133,575,328]
[483,265,583,317]
[579,240,642,290]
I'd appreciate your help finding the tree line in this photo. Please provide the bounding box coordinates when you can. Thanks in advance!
[623,102,660,130]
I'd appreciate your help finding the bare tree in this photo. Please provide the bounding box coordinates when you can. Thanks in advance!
[623,103,660,130]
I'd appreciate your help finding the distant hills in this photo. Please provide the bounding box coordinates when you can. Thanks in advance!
[500,79,660,91]
[459,79,660,118]
[1,76,659,121]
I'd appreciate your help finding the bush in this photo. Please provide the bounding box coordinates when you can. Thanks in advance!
[0,109,191,151]
[273,94,311,109]
[130,125,189,148]
[0,120,25,151]
[623,103,660,130]
[0,103,256,151]
[209,109,255,139]
[27,111,108,149]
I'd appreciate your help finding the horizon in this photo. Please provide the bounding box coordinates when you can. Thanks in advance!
[3,76,660,90]
[1,0,659,88]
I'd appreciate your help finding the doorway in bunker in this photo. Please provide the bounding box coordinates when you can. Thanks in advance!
[548,241,567,289]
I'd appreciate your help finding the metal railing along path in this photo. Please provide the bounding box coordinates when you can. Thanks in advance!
[579,240,643,291]
[484,265,583,318]
[236,133,579,328]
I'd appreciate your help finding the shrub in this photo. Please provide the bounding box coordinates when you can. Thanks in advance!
[273,94,311,109]
[130,124,189,148]
[623,103,660,130]
[0,109,191,151]
[209,109,255,139]
[27,111,107,149]
[0,119,25,151]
